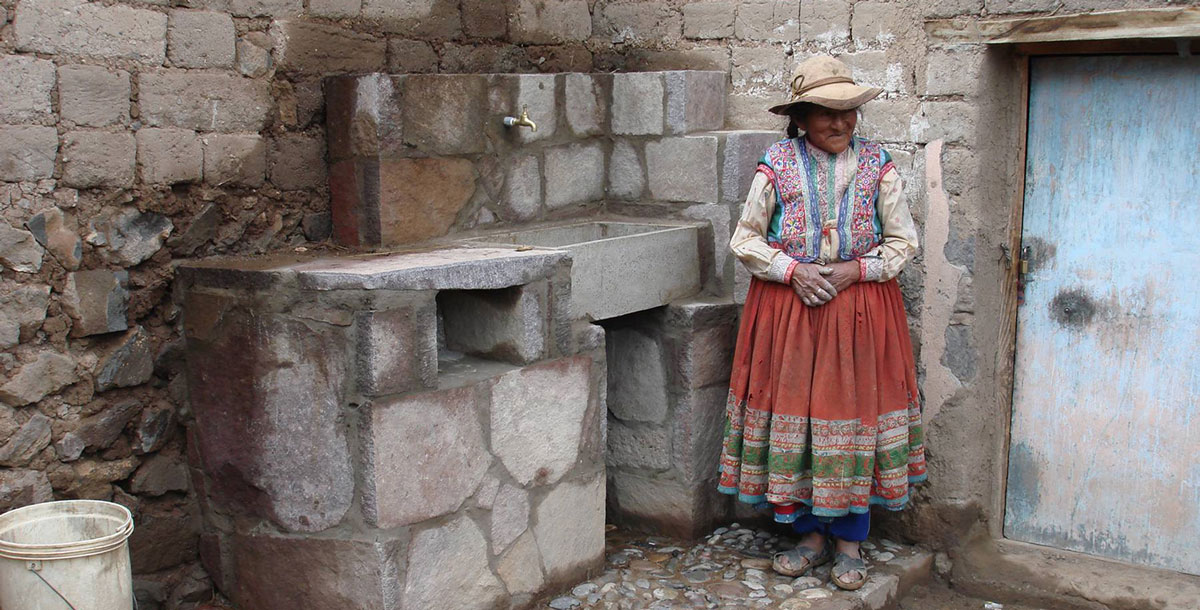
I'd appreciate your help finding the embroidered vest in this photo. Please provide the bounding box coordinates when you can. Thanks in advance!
[757,137,892,262]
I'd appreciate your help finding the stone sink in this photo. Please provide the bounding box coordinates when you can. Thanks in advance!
[466,220,702,321]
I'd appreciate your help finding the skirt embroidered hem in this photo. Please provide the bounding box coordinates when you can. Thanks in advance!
[717,277,927,518]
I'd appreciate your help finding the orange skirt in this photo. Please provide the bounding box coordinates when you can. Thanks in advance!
[717,277,927,517]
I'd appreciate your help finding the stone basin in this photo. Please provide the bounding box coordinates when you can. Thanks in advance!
[466,221,702,321]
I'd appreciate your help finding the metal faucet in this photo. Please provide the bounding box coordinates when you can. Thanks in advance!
[502,106,537,132]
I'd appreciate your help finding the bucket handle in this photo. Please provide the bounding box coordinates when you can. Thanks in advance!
[27,561,79,610]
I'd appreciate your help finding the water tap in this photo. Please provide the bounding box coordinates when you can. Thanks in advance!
[502,106,537,132]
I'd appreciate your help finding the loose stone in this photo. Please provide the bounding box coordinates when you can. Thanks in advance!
[749,590,767,598]
[795,587,833,599]
[740,558,772,570]
[635,578,650,589]
[791,576,823,590]
[572,583,598,596]
[741,580,764,591]
[548,596,580,609]
[874,551,895,562]
[773,584,795,595]
[652,588,679,600]
[713,527,729,535]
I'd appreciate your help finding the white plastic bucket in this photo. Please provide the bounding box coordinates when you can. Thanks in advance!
[0,500,135,610]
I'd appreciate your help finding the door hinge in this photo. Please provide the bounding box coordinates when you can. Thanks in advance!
[1017,245,1031,305]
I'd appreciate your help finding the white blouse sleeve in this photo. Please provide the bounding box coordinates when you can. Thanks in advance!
[858,166,919,282]
[730,171,799,284]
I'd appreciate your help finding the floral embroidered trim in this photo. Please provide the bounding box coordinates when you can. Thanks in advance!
[859,255,886,282]
[768,253,797,283]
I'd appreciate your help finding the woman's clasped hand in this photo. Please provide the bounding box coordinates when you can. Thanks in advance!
[789,264,837,307]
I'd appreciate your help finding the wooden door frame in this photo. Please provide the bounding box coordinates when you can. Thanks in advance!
[927,8,1200,541]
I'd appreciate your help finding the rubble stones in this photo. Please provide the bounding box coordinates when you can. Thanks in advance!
[0,282,51,347]
[132,404,176,454]
[62,270,129,337]
[62,130,137,188]
[0,55,56,123]
[404,516,505,610]
[0,126,57,182]
[491,484,530,554]
[26,208,82,269]
[0,353,77,406]
[55,400,141,460]
[0,469,53,511]
[0,413,52,466]
[490,357,591,486]
[94,328,156,391]
[57,65,131,127]
[130,453,190,496]
[88,208,174,267]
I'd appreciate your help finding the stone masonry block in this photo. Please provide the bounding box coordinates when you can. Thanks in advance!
[440,283,548,365]
[799,0,851,48]
[202,134,267,187]
[463,0,508,39]
[666,71,726,134]
[491,357,591,486]
[670,385,732,482]
[607,418,670,470]
[735,0,800,41]
[646,136,719,203]
[270,134,326,190]
[730,47,789,100]
[402,75,487,154]
[228,0,303,17]
[500,73,558,145]
[607,328,668,423]
[842,50,909,96]
[387,39,438,73]
[231,534,402,610]
[377,158,477,245]
[609,470,726,539]
[57,65,130,127]
[270,20,386,75]
[859,98,920,143]
[62,270,129,337]
[363,387,490,528]
[0,55,55,124]
[0,282,51,348]
[12,0,166,64]
[502,154,541,220]
[510,0,592,44]
[168,10,236,69]
[598,2,682,45]
[139,70,273,132]
[405,516,505,610]
[545,142,604,209]
[137,128,203,185]
[682,203,732,291]
[612,72,664,136]
[924,47,986,97]
[850,1,909,49]
[309,0,360,18]
[607,139,645,200]
[719,129,780,203]
[362,0,462,38]
[356,295,437,396]
[912,101,977,145]
[0,126,57,182]
[564,73,607,137]
[533,474,605,579]
[62,130,136,189]
[186,310,353,532]
[683,2,735,39]
[925,0,983,19]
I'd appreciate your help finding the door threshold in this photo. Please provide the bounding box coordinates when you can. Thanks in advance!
[952,537,1200,610]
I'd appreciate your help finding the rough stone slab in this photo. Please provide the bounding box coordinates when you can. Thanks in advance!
[0,281,51,347]
[607,418,670,470]
[545,142,605,209]
[496,531,545,594]
[12,0,166,64]
[612,72,665,136]
[646,136,719,203]
[564,74,607,137]
[0,222,45,273]
[405,515,505,610]
[0,469,53,512]
[378,157,477,245]
[364,387,490,526]
[491,484,530,554]
[57,65,130,127]
[168,10,236,69]
[718,130,783,203]
[491,356,591,486]
[735,0,800,41]
[129,453,189,496]
[666,71,726,134]
[63,269,129,337]
[682,203,732,290]
[0,55,55,123]
[683,1,735,39]
[606,327,668,423]
[356,295,437,395]
[62,130,136,188]
[401,75,487,154]
[94,327,155,391]
[231,534,402,610]
[271,20,386,75]
[669,384,730,483]
[533,474,605,579]
[202,134,266,187]
[138,128,203,185]
[0,353,76,406]
[270,134,326,190]
[186,311,353,532]
[502,154,541,220]
[139,69,273,132]
[440,283,547,365]
[607,139,645,200]
[235,37,272,78]
[598,1,682,45]
[0,126,57,182]
[0,413,52,466]
[509,0,592,43]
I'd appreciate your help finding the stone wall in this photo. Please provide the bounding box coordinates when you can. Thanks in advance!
[0,0,1186,606]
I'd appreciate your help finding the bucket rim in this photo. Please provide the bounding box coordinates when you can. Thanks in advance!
[0,500,134,560]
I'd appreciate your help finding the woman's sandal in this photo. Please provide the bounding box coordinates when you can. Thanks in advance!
[831,551,868,591]
[771,543,831,577]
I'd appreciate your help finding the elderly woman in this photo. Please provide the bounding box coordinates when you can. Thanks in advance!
[717,55,927,590]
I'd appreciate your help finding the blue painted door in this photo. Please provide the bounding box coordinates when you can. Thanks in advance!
[1006,55,1200,574]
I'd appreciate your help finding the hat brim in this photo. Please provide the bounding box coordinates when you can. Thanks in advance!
[768,82,883,115]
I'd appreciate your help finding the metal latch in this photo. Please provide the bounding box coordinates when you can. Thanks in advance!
[1017,245,1031,305]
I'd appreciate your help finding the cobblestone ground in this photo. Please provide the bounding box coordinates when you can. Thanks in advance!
[538,523,933,609]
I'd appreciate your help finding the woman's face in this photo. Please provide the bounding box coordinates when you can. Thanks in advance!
[795,106,858,154]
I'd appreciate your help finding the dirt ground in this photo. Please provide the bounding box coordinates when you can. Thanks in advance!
[898,582,1047,610]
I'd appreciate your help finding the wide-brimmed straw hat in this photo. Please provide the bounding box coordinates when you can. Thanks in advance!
[768,55,883,115]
